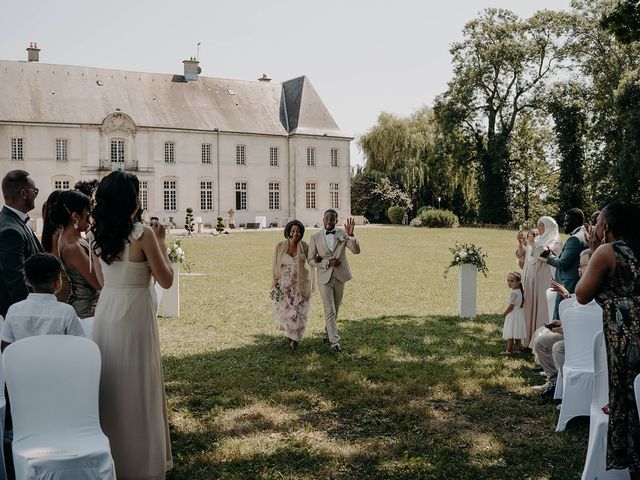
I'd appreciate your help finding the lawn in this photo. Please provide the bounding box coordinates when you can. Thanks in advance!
[160,226,588,479]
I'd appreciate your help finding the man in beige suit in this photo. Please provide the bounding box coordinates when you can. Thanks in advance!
[307,209,361,352]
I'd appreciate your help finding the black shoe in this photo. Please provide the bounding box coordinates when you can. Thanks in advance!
[530,365,544,373]
[332,344,341,352]
[539,383,556,403]
[323,336,330,344]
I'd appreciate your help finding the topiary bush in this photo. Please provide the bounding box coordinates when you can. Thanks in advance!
[387,206,407,225]
[418,209,459,228]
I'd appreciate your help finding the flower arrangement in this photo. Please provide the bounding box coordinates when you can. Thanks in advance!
[269,286,285,302]
[167,239,185,264]
[443,242,488,277]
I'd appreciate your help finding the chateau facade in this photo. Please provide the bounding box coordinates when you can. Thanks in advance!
[0,46,352,227]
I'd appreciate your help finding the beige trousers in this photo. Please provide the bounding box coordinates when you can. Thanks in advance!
[317,276,345,347]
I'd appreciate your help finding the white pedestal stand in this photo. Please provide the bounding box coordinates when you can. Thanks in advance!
[458,263,477,319]
[158,263,180,317]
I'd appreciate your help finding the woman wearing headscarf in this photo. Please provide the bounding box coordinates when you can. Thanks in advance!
[522,216,562,348]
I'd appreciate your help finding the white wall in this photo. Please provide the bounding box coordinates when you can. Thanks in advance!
[0,122,351,228]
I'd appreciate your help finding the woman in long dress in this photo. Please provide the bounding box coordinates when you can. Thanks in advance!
[272,220,312,352]
[91,171,174,480]
[576,203,640,477]
[523,216,562,348]
[51,190,100,318]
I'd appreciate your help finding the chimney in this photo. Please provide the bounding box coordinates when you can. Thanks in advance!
[183,57,200,81]
[27,42,41,62]
[258,73,271,83]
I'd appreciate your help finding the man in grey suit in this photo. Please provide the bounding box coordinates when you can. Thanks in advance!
[541,208,587,321]
[307,209,361,352]
[0,170,43,317]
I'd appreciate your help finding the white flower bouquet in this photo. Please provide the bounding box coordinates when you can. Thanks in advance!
[443,242,488,277]
[269,286,285,302]
[167,239,186,264]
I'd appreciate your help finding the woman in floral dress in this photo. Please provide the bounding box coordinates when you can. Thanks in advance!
[576,202,640,477]
[271,220,312,352]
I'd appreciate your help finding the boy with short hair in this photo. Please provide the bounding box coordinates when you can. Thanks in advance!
[1,253,86,351]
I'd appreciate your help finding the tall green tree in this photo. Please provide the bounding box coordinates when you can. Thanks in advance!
[570,0,640,206]
[435,9,573,224]
[358,106,475,217]
[507,113,557,225]
[548,83,587,216]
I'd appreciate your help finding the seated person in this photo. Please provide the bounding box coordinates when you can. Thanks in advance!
[533,248,592,403]
[1,253,86,351]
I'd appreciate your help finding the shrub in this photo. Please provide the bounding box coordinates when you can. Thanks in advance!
[417,205,434,217]
[418,209,459,228]
[387,206,407,225]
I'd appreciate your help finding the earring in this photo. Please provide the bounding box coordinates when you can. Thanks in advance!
[74,220,79,230]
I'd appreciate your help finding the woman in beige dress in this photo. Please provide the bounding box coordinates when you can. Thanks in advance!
[522,216,561,348]
[272,220,312,352]
[91,171,174,480]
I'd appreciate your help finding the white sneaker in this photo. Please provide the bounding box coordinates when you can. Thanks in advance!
[532,381,552,392]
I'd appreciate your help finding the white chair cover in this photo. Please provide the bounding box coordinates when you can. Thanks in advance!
[556,304,603,432]
[79,317,94,339]
[582,331,630,479]
[3,335,115,480]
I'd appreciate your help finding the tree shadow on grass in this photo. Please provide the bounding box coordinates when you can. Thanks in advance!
[164,315,588,480]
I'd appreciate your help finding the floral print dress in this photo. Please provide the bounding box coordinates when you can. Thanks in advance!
[595,241,640,472]
[272,254,310,342]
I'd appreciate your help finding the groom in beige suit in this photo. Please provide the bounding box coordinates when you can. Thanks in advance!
[307,209,360,352]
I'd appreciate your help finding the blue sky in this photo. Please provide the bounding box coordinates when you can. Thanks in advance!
[1,0,572,165]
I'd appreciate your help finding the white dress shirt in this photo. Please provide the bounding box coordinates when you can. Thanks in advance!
[324,229,336,251]
[5,205,28,223]
[2,293,86,343]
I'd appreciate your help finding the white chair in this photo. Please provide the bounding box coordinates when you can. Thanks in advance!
[4,335,116,480]
[80,317,94,339]
[581,331,630,479]
[556,304,603,431]
[554,296,579,399]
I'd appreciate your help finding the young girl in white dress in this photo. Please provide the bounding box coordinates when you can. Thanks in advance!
[502,271,526,354]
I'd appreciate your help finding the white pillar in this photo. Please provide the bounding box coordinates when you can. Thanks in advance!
[458,263,477,319]
[158,263,180,317]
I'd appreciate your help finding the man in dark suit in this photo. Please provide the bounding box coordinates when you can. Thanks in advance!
[0,170,43,318]
[542,208,588,321]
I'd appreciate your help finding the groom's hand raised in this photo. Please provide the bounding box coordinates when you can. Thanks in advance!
[344,217,355,237]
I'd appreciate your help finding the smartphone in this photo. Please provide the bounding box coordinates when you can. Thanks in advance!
[540,249,551,259]
[544,323,556,329]
[150,216,159,221]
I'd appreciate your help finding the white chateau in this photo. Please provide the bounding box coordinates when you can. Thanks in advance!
[0,45,352,228]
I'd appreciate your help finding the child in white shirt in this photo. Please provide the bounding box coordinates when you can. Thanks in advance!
[1,253,86,351]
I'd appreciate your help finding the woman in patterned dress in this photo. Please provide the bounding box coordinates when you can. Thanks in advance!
[576,202,640,477]
[272,220,312,352]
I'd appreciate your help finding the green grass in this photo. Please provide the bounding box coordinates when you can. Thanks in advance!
[160,227,587,479]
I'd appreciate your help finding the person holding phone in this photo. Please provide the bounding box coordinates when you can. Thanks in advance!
[541,209,588,321]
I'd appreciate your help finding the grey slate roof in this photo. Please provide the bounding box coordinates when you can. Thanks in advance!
[0,60,349,138]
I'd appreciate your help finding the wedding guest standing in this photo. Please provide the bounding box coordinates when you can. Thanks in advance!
[543,208,587,321]
[41,189,70,302]
[576,202,640,477]
[522,216,561,348]
[307,210,360,352]
[91,171,174,479]
[272,220,312,352]
[52,190,100,318]
[0,170,43,317]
